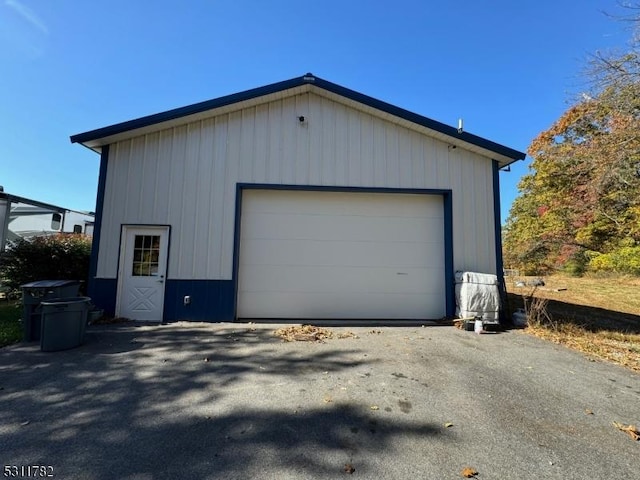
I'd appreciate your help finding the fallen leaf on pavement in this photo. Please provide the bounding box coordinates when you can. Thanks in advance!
[323,396,333,403]
[613,421,640,441]
[370,405,379,410]
[584,409,594,415]
[337,331,358,339]
[444,422,454,428]
[461,467,478,478]
[274,325,334,342]
[344,464,355,474]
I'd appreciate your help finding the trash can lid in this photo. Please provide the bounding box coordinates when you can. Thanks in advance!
[21,280,81,289]
[40,296,91,306]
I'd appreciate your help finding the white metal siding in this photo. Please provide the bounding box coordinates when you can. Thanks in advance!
[97,92,496,279]
[238,190,445,319]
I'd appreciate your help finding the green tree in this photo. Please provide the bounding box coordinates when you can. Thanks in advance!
[504,9,640,275]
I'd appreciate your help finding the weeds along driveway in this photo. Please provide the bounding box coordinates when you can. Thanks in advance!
[1,322,639,480]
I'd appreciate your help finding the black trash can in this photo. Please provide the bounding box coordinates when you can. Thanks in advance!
[39,297,91,352]
[21,280,82,341]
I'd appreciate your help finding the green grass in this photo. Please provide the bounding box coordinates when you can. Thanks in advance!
[507,274,640,315]
[506,274,640,371]
[0,302,22,348]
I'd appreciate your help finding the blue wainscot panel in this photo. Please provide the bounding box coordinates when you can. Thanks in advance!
[89,278,117,317]
[163,280,235,322]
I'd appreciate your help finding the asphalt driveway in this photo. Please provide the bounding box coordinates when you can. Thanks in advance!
[1,322,638,479]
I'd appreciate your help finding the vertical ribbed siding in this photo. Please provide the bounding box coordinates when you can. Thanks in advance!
[97,92,496,279]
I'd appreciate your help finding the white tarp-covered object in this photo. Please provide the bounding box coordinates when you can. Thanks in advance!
[455,271,501,321]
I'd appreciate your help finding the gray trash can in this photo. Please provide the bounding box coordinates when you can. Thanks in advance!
[21,280,82,341]
[39,297,91,352]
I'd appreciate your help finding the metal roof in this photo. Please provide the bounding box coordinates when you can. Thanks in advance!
[71,73,525,166]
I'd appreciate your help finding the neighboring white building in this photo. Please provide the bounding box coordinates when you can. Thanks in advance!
[0,189,94,251]
[71,74,525,323]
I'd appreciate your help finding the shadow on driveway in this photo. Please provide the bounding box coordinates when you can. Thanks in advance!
[1,321,639,479]
[0,323,444,479]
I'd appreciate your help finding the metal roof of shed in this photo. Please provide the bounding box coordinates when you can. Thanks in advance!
[70,73,526,167]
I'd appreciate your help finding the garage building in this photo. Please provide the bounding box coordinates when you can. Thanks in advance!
[71,74,525,323]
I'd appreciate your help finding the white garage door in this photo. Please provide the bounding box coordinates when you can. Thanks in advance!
[237,189,445,320]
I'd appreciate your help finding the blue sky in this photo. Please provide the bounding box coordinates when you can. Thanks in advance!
[0,1,634,222]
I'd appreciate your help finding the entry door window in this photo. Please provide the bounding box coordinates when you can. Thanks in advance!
[132,235,161,276]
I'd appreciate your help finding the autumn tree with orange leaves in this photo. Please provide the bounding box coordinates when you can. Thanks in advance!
[503,9,640,275]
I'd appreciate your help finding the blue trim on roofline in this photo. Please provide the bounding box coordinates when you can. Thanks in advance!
[311,77,525,163]
[232,183,455,320]
[88,145,109,299]
[70,74,525,162]
[70,76,308,145]
[492,160,506,322]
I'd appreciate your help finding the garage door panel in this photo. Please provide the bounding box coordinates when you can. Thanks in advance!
[240,238,444,268]
[242,214,443,243]
[244,190,443,218]
[237,190,446,319]
[241,264,444,294]
[240,292,445,319]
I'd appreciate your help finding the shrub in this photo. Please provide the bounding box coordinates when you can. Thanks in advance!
[523,295,557,329]
[588,246,640,275]
[0,303,22,347]
[562,251,588,277]
[0,234,91,297]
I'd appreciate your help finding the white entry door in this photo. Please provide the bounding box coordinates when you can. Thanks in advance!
[117,226,169,321]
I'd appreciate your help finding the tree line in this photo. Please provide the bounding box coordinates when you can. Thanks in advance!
[503,6,640,276]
